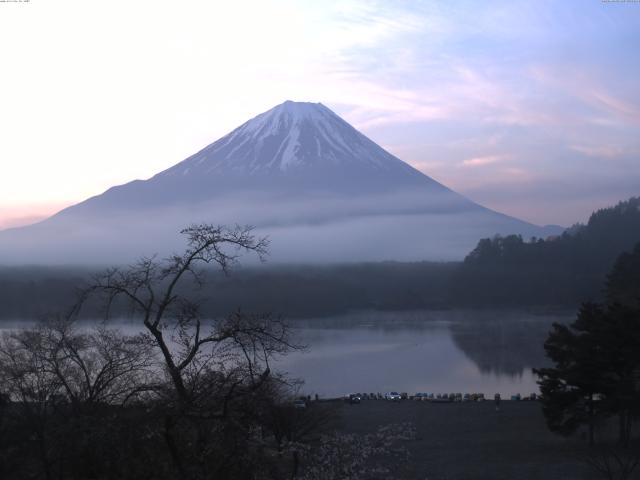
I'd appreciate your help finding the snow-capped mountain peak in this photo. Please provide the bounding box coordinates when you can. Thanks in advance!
[157,101,421,179]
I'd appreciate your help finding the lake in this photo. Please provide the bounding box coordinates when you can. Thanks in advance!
[275,309,573,398]
[0,309,573,399]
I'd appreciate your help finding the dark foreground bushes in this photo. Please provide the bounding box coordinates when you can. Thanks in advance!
[0,319,321,480]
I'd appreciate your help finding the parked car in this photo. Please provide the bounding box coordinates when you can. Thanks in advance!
[347,393,361,404]
[385,391,402,401]
[293,399,307,409]
[432,393,452,403]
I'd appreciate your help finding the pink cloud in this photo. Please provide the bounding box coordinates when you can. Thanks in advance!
[460,154,508,168]
[530,65,640,126]
[587,90,640,125]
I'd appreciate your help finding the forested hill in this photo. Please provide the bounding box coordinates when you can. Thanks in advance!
[453,197,640,306]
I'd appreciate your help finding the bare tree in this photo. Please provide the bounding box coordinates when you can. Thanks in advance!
[39,319,156,406]
[0,327,61,480]
[0,224,307,479]
[0,319,159,479]
[75,224,301,479]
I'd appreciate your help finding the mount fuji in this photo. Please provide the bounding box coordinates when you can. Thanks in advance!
[0,101,561,264]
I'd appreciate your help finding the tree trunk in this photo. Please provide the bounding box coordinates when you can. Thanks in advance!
[290,450,299,480]
[588,395,595,447]
[619,411,631,448]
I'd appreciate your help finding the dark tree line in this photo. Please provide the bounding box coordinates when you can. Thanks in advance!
[0,262,456,320]
[606,243,640,309]
[454,197,640,306]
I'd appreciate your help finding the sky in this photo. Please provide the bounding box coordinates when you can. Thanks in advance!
[0,0,639,229]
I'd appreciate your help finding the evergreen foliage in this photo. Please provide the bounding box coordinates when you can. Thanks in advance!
[535,243,640,447]
[455,197,640,306]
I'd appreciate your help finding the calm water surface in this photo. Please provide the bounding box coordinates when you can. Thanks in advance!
[1,309,573,399]
[275,309,572,398]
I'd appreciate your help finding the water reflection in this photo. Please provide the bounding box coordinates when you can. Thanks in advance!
[0,309,573,399]
[277,309,572,398]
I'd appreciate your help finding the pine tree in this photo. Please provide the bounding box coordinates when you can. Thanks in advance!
[534,303,608,445]
[536,302,640,447]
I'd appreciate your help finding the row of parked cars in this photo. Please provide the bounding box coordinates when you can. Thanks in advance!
[345,392,538,403]
[414,392,486,402]
[345,392,403,403]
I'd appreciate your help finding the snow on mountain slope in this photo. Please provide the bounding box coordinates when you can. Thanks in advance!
[0,101,563,265]
[159,100,422,176]
[59,101,458,214]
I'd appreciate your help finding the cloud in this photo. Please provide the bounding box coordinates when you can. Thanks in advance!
[569,144,626,159]
[529,64,640,126]
[460,155,508,168]
[587,90,640,126]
